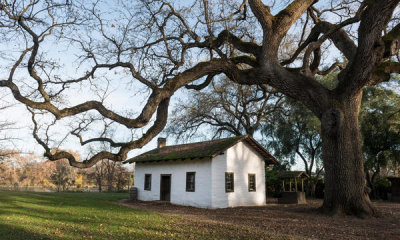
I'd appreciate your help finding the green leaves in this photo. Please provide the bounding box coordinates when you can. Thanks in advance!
[360,85,400,177]
[267,97,322,173]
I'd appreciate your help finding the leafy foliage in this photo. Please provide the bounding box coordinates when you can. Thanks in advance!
[267,98,322,174]
[360,85,400,197]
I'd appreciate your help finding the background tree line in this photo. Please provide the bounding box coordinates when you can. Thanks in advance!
[0,151,132,192]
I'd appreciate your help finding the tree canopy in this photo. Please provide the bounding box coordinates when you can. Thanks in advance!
[360,84,400,196]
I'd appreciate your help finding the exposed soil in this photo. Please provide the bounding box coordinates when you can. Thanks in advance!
[118,199,400,240]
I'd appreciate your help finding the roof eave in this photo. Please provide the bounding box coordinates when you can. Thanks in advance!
[127,156,213,164]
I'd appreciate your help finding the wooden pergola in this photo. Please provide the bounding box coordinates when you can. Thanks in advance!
[279,171,310,192]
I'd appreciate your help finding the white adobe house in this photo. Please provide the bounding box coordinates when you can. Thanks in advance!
[125,135,279,208]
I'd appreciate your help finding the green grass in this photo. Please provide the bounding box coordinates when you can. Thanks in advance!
[0,192,265,240]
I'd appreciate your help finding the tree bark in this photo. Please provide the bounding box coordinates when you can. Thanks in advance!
[306,179,317,198]
[320,92,376,217]
[311,181,316,198]
[97,178,102,192]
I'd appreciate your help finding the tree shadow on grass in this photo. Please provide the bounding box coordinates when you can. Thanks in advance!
[0,192,170,239]
[0,192,131,211]
[0,222,62,240]
[0,201,143,230]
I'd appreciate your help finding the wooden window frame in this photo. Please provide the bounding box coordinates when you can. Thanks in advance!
[225,172,234,192]
[186,172,196,192]
[144,174,152,191]
[248,174,256,192]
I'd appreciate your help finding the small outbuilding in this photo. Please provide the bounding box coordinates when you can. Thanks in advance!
[125,135,279,208]
[278,171,309,204]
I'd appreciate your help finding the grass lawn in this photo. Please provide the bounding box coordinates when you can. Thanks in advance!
[0,192,270,240]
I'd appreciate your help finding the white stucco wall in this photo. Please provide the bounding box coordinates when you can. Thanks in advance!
[211,141,266,208]
[134,159,212,208]
[211,153,228,208]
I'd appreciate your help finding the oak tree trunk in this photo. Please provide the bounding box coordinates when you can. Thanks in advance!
[320,92,376,217]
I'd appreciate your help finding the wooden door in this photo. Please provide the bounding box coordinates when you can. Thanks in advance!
[160,174,171,201]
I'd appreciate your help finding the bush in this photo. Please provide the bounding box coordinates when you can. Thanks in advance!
[315,179,325,199]
[374,177,391,200]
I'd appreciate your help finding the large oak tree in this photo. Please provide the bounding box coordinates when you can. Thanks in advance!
[1,0,400,216]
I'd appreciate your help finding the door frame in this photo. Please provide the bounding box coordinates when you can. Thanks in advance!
[160,174,171,201]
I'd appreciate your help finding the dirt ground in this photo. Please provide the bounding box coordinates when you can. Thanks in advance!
[118,199,400,240]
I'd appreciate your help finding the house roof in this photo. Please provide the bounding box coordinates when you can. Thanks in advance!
[124,135,279,165]
[278,171,310,179]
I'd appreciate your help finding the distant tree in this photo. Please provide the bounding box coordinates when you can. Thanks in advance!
[115,163,130,192]
[104,160,117,192]
[0,151,102,191]
[0,152,49,190]
[75,173,83,189]
[0,153,19,190]
[90,159,129,192]
[0,92,18,161]
[92,160,106,192]
[268,98,323,197]
[51,159,76,191]
[49,151,80,191]
[360,85,400,198]
[265,161,290,197]
[166,78,284,140]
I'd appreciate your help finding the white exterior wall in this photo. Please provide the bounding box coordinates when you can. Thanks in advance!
[134,159,212,208]
[210,153,228,208]
[211,141,266,208]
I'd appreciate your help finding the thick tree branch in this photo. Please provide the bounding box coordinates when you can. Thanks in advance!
[187,30,262,57]
[337,0,400,96]
[233,63,331,118]
[185,74,215,90]
[281,21,358,66]
[383,22,400,58]
[272,0,316,41]
[1,59,241,130]
[369,61,400,85]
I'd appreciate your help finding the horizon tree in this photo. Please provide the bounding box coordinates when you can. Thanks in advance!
[1,0,400,216]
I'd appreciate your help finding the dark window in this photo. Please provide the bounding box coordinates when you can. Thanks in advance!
[186,172,196,192]
[144,174,152,190]
[248,174,256,192]
[225,172,234,192]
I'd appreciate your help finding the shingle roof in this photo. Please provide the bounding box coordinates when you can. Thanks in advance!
[124,135,279,165]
